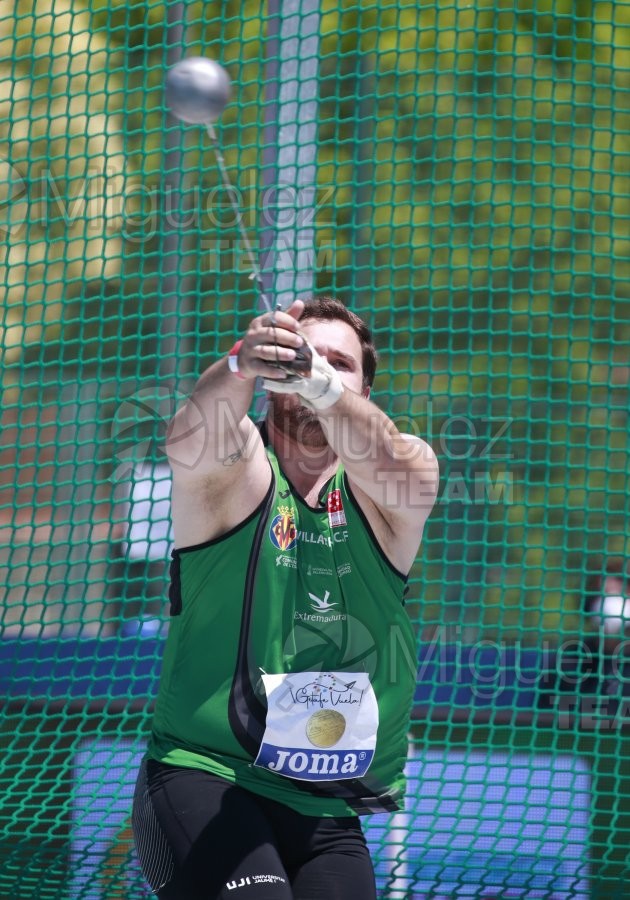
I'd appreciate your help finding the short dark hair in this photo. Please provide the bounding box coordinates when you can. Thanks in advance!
[299,296,378,388]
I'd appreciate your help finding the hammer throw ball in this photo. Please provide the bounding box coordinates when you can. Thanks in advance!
[165,57,231,125]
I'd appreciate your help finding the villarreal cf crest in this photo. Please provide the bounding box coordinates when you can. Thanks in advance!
[269,505,298,552]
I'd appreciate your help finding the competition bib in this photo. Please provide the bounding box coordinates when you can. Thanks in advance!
[254,671,378,781]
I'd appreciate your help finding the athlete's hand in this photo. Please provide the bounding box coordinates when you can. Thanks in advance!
[233,301,307,381]
[263,340,344,410]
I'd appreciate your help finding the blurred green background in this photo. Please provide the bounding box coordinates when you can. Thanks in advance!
[1,0,628,641]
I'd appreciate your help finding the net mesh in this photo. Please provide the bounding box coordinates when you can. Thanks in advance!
[1,1,629,897]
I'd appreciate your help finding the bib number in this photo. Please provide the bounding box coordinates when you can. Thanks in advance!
[254,672,378,781]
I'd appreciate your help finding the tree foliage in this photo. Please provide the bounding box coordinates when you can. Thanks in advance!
[0,2,126,366]
[3,0,629,638]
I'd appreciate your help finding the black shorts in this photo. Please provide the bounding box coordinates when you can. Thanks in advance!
[132,757,377,900]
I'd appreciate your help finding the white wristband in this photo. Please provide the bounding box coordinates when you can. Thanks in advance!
[262,347,344,410]
[300,366,344,410]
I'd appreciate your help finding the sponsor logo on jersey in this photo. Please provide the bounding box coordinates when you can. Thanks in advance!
[306,564,333,577]
[308,590,337,612]
[297,529,349,547]
[326,488,347,527]
[294,589,346,622]
[294,610,347,622]
[269,505,297,551]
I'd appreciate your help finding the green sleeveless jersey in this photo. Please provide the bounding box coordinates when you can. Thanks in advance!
[148,436,418,817]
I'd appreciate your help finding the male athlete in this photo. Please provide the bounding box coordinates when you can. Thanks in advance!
[132,297,439,899]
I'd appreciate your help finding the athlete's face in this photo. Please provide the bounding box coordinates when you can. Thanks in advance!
[269,317,369,447]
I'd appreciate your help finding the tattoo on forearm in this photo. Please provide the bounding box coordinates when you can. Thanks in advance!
[222,450,243,466]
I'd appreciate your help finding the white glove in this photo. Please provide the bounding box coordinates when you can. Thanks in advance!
[263,340,344,410]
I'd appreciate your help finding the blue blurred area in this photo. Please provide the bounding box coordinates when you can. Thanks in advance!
[70,741,590,900]
[0,635,542,710]
[365,751,590,898]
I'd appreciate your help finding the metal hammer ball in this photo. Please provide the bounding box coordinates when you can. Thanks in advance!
[165,57,231,125]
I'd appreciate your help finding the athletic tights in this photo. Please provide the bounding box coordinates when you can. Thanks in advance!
[132,758,378,900]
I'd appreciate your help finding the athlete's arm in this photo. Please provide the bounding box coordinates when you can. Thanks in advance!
[261,307,439,570]
[166,304,305,482]
[165,306,306,546]
[316,389,439,531]
[259,308,439,530]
